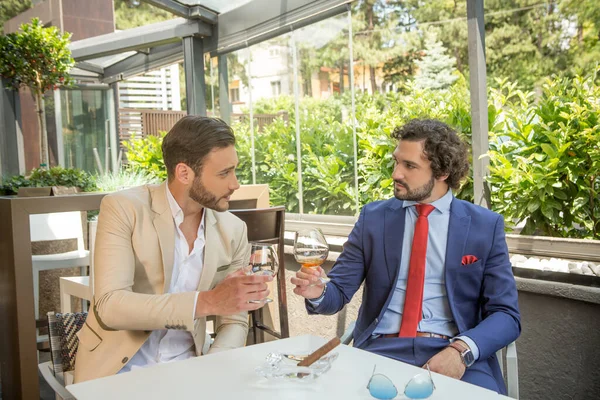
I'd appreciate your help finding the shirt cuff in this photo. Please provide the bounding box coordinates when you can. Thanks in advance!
[306,284,327,306]
[455,335,480,361]
[193,292,200,320]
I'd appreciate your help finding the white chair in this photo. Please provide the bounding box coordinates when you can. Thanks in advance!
[497,341,519,399]
[30,211,90,342]
[58,220,97,314]
[341,321,519,399]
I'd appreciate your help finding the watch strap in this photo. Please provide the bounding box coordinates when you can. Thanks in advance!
[448,342,470,367]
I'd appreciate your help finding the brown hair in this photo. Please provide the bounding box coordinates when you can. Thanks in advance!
[391,119,469,189]
[161,116,235,180]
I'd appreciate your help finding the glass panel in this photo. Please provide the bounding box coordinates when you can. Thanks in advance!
[206,55,219,117]
[483,1,600,237]
[226,49,254,185]
[295,14,355,216]
[247,34,298,211]
[351,2,472,204]
[61,89,110,174]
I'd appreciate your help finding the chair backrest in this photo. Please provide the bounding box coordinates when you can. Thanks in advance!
[48,311,87,381]
[230,206,289,340]
[228,198,258,210]
[30,212,86,251]
[230,206,285,244]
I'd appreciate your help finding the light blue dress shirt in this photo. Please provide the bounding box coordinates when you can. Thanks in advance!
[376,189,479,359]
[310,189,479,360]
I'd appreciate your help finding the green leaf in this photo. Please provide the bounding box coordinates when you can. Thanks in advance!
[540,144,557,158]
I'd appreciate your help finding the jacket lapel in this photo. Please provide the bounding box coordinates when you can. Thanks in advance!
[150,183,176,293]
[384,200,406,282]
[444,198,471,315]
[198,209,219,292]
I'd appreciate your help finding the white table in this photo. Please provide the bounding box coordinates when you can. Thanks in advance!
[67,335,505,400]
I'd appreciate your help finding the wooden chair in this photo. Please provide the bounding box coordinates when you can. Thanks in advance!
[230,206,289,343]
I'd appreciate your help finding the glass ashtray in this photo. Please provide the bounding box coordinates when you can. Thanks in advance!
[255,351,338,382]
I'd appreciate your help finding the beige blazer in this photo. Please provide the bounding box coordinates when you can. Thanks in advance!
[74,183,250,383]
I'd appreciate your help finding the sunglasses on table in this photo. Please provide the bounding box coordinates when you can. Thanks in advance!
[367,363,436,400]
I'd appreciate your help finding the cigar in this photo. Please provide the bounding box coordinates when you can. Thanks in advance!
[297,337,341,367]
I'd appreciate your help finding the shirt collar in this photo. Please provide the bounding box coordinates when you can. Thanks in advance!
[402,188,453,214]
[166,184,205,232]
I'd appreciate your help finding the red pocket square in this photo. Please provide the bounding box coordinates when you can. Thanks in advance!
[461,255,478,265]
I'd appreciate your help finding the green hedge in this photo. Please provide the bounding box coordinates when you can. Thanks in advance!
[488,69,600,239]
[121,69,600,239]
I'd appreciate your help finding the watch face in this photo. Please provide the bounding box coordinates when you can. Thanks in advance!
[463,350,475,367]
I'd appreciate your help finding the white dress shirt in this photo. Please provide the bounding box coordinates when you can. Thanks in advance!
[120,185,205,373]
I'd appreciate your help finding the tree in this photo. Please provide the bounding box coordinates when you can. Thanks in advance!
[414,32,458,90]
[0,18,74,168]
[0,0,31,34]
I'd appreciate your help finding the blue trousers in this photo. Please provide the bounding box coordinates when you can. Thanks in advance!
[360,336,505,395]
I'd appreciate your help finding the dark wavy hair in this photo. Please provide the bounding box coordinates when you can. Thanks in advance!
[162,116,235,180]
[391,119,469,189]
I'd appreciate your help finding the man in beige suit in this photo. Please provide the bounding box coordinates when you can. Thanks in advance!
[75,116,271,382]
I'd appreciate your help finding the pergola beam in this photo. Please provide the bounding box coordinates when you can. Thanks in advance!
[70,18,211,62]
[142,0,218,24]
[75,61,104,75]
[102,42,183,83]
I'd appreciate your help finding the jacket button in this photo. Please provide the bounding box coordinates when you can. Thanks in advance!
[181,325,187,330]
[165,325,171,329]
[121,357,129,364]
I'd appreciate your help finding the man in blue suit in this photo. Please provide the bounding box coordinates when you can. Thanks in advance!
[292,119,520,394]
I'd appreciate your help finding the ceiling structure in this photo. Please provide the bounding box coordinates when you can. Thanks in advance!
[70,0,351,83]
[65,0,490,206]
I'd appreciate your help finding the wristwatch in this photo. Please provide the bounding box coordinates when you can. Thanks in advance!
[448,341,475,368]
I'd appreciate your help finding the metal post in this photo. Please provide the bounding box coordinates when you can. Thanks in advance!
[210,56,216,115]
[347,9,359,215]
[218,54,231,124]
[109,83,120,172]
[247,46,256,184]
[291,32,304,214]
[183,36,207,116]
[467,0,490,208]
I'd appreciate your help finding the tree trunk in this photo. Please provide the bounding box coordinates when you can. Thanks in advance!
[35,92,49,168]
[369,65,378,94]
[454,47,463,72]
[362,62,366,92]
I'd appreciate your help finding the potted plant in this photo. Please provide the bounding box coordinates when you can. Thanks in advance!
[0,17,74,168]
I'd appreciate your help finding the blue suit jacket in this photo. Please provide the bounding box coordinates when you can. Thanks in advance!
[306,197,521,389]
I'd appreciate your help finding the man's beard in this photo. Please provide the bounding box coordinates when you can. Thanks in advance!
[189,178,231,212]
[394,176,435,202]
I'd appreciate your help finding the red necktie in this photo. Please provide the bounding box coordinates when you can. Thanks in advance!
[399,203,435,337]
